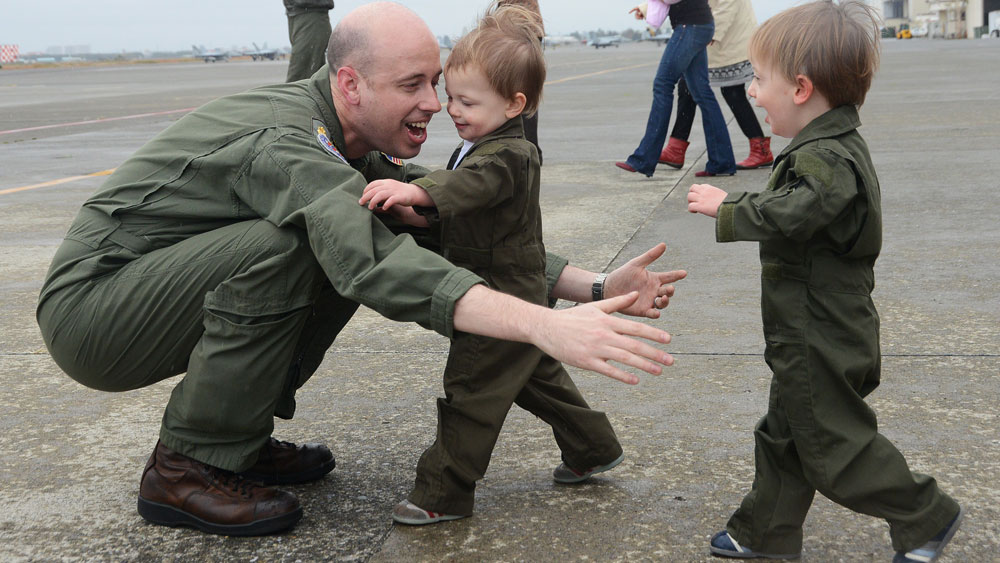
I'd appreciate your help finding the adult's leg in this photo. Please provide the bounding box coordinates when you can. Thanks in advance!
[522,111,542,165]
[286,10,332,82]
[669,78,697,142]
[39,220,349,471]
[625,25,701,175]
[720,84,764,140]
[681,25,736,175]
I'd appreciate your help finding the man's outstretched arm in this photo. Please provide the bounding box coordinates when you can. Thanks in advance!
[551,243,687,318]
[453,286,672,385]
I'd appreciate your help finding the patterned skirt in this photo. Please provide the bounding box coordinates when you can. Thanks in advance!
[708,60,754,88]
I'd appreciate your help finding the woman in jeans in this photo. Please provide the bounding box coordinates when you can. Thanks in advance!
[616,0,736,177]
[659,0,773,172]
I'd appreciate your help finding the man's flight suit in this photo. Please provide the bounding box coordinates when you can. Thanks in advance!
[715,105,960,553]
[405,118,622,515]
[36,66,507,472]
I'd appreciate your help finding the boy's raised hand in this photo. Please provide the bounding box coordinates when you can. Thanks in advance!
[687,183,728,218]
[360,179,433,211]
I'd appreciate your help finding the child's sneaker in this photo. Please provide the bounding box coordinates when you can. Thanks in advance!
[552,452,625,484]
[391,500,465,526]
[709,531,800,559]
[892,507,963,563]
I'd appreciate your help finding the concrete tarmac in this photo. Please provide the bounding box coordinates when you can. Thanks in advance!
[1,40,998,561]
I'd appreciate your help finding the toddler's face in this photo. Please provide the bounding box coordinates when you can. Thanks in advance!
[748,59,800,139]
[444,65,518,143]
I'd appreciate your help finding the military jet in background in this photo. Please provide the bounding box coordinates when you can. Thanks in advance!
[192,45,230,63]
[642,27,672,45]
[588,35,622,49]
[244,42,282,61]
[543,35,579,47]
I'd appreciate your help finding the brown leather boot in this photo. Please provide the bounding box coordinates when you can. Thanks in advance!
[137,440,302,536]
[736,137,774,169]
[658,137,689,168]
[239,437,337,485]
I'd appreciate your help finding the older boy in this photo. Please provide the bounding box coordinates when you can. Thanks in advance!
[360,3,626,525]
[687,2,961,561]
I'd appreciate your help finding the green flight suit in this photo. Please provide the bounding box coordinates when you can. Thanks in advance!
[716,106,959,553]
[36,66,494,472]
[284,0,334,82]
[404,118,622,515]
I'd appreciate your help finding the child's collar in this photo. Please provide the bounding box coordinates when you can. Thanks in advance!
[778,105,862,158]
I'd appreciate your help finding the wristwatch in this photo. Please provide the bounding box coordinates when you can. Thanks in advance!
[592,273,608,302]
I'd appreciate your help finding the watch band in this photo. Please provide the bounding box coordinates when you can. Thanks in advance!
[592,273,608,302]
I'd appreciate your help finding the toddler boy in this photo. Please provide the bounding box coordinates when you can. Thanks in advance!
[360,2,625,525]
[687,2,961,561]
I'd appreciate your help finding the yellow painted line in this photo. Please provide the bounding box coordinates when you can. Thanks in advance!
[545,62,656,85]
[0,168,115,196]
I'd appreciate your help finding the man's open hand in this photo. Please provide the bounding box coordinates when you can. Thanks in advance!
[606,243,687,318]
[535,292,674,385]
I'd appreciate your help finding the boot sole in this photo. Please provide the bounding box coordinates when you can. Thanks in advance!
[658,161,683,168]
[240,457,337,486]
[137,497,302,536]
[735,162,772,170]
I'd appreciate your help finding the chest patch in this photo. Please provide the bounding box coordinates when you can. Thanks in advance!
[313,118,348,164]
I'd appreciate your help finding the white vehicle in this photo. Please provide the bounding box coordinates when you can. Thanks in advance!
[990,10,1000,38]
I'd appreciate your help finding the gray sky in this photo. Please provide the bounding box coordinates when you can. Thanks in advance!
[1,0,798,54]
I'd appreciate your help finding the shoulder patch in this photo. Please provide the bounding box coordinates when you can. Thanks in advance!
[789,149,836,188]
[380,153,404,166]
[313,118,348,164]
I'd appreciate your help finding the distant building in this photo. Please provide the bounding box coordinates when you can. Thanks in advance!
[881,0,998,38]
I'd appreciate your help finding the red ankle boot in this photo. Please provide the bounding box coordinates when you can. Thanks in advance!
[658,137,689,168]
[736,137,774,170]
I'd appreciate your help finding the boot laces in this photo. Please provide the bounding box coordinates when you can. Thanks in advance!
[205,464,258,498]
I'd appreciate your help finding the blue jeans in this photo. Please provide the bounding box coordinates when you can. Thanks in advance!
[627,24,735,176]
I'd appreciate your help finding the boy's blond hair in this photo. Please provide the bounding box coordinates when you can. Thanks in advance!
[749,0,881,108]
[445,2,546,117]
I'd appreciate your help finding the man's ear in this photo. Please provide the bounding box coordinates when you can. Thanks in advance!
[505,93,527,118]
[336,67,364,105]
[793,74,814,106]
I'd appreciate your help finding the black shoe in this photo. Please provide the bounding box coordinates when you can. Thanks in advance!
[238,437,336,485]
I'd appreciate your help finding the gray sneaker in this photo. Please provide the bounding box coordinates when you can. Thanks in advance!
[553,452,625,484]
[892,507,963,563]
[391,500,465,526]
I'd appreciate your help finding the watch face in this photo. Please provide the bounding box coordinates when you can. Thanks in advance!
[592,273,607,301]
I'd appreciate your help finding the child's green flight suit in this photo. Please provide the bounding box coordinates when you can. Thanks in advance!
[405,118,622,516]
[715,105,960,554]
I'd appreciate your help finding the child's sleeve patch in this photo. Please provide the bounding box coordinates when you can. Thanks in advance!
[790,150,835,188]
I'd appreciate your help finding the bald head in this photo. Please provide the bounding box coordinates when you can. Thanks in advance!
[327,2,437,77]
